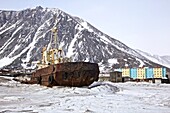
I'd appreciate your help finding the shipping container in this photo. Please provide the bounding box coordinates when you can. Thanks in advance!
[122,68,130,77]
[153,68,162,78]
[137,68,145,79]
[130,68,137,79]
[145,68,154,79]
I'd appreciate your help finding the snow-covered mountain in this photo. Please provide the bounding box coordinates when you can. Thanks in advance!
[0,6,168,71]
[136,49,170,69]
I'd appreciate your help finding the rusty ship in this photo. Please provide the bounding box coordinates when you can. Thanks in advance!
[28,25,99,87]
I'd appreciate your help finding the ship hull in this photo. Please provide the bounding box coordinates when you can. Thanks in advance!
[30,62,99,87]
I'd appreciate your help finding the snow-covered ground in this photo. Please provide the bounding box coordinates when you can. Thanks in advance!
[0,76,170,113]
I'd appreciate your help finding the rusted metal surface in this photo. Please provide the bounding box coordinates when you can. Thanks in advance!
[30,62,99,87]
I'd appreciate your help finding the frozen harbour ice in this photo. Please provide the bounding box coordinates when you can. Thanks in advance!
[0,76,170,113]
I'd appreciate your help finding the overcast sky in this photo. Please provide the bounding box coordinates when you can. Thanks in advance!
[0,0,170,56]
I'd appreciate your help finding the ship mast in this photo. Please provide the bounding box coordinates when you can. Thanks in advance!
[37,15,63,69]
[52,27,58,49]
[51,14,59,49]
[51,17,63,64]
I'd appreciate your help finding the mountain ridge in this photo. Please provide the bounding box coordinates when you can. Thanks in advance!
[0,6,168,72]
[136,49,170,68]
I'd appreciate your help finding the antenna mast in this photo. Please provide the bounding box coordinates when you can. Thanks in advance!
[51,14,59,49]
[52,27,58,49]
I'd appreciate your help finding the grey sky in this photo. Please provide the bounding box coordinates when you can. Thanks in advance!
[0,0,170,55]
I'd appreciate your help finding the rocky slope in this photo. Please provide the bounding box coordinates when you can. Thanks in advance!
[0,6,167,72]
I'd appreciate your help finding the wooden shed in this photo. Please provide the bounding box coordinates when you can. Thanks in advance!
[110,71,122,82]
